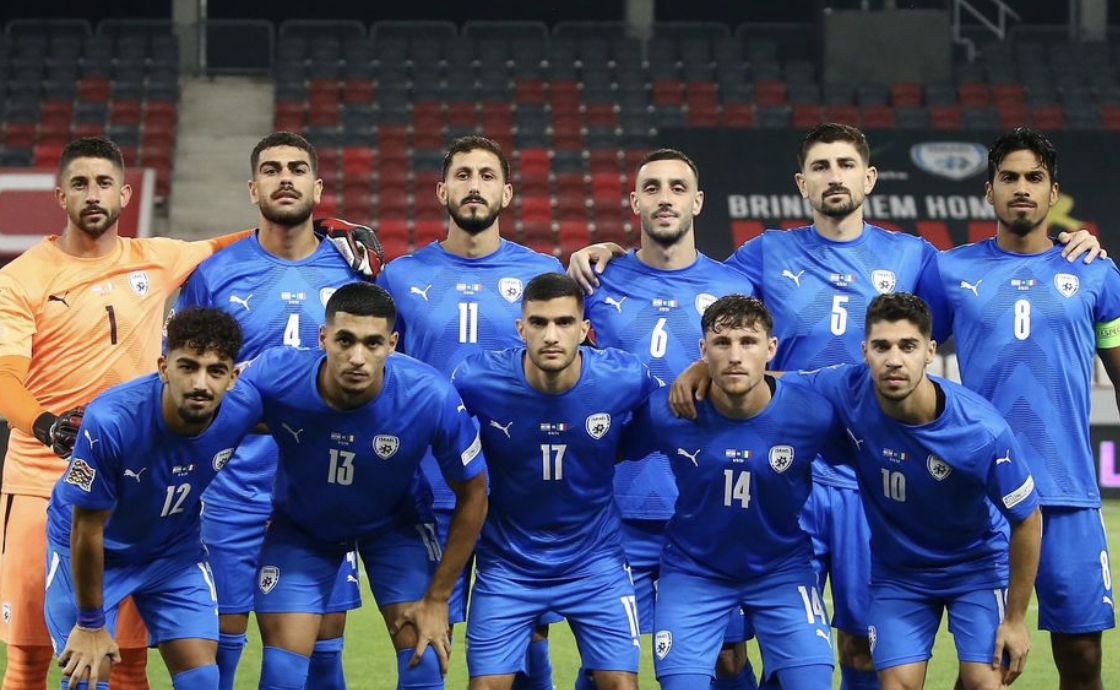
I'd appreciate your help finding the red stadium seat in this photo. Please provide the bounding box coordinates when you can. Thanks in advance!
[342,147,374,176]
[308,100,340,127]
[754,80,788,107]
[110,101,142,125]
[824,104,859,126]
[588,150,620,175]
[1102,105,1120,130]
[929,105,962,130]
[412,219,445,246]
[792,104,824,128]
[78,78,110,102]
[519,195,553,224]
[514,80,546,105]
[722,103,756,127]
[959,83,990,107]
[584,103,617,128]
[446,103,478,127]
[376,218,410,242]
[651,81,683,106]
[313,194,338,218]
[73,122,106,138]
[890,82,922,108]
[1031,105,1065,130]
[592,217,627,246]
[33,143,65,168]
[860,105,894,129]
[997,102,1029,129]
[520,220,554,244]
[343,80,374,104]
[380,234,410,261]
[993,84,1025,106]
[518,148,550,176]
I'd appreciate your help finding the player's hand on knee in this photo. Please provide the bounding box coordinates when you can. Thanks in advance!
[59,624,120,683]
[567,243,625,294]
[993,619,1030,685]
[668,360,710,420]
[1058,228,1107,263]
[390,596,451,674]
[33,406,85,458]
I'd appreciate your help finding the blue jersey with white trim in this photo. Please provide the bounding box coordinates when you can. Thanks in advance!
[919,239,1120,508]
[795,364,1039,592]
[237,347,484,542]
[726,224,937,488]
[46,374,261,564]
[376,239,563,509]
[175,232,361,514]
[453,347,660,579]
[623,381,841,582]
[586,250,755,521]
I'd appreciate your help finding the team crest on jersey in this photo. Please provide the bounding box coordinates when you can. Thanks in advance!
[868,625,877,653]
[1,602,9,624]
[213,448,234,472]
[768,445,794,473]
[654,630,673,660]
[128,270,150,297]
[499,277,524,303]
[374,435,400,460]
[319,287,337,306]
[871,270,896,294]
[258,566,280,594]
[64,458,96,492]
[1054,273,1079,298]
[585,413,611,440]
[694,293,717,315]
[927,454,952,481]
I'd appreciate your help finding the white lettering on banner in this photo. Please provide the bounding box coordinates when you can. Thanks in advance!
[924,195,996,220]
[727,192,996,222]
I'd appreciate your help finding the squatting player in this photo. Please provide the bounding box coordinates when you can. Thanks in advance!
[175,132,366,690]
[44,308,259,690]
[0,137,253,690]
[785,293,1042,690]
[238,282,487,690]
[452,274,660,690]
[624,295,837,690]
[376,135,563,689]
[578,149,760,690]
[920,128,1120,690]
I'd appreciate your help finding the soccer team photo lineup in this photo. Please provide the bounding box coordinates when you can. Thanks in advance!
[0,122,1117,690]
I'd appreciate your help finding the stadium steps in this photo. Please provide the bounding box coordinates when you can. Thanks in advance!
[169,76,273,240]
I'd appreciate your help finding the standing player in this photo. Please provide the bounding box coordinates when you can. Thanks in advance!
[919,128,1120,690]
[376,136,563,689]
[44,308,259,690]
[175,132,374,690]
[239,282,487,690]
[783,293,1043,689]
[452,273,660,690]
[623,295,837,690]
[0,137,254,690]
[580,149,759,690]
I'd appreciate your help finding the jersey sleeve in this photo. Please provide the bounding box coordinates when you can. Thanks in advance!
[723,235,764,289]
[619,397,659,461]
[983,429,1038,524]
[917,254,954,344]
[1093,261,1120,325]
[375,269,408,351]
[0,271,37,360]
[56,408,120,511]
[174,267,214,310]
[429,382,486,485]
[148,237,224,287]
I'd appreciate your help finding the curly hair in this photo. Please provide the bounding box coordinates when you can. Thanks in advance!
[165,307,243,362]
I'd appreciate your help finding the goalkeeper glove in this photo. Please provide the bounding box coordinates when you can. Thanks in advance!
[32,406,85,459]
[315,217,385,279]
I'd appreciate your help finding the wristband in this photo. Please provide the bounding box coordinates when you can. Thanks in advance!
[76,606,105,629]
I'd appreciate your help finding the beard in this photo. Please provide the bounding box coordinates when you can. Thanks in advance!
[260,195,314,227]
[448,197,501,234]
[176,400,215,425]
[72,206,120,239]
[997,209,1046,237]
[641,213,694,247]
[815,187,864,219]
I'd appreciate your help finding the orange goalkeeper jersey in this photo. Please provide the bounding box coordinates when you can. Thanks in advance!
[0,235,224,497]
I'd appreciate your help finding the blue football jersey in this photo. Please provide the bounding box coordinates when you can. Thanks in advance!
[586,250,755,521]
[795,364,1039,592]
[726,224,938,488]
[236,346,484,542]
[919,239,1120,508]
[453,347,661,579]
[623,381,841,582]
[46,374,261,565]
[175,232,361,514]
[376,239,563,510]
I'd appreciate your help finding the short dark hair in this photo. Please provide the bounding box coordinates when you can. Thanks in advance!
[636,148,700,185]
[251,131,319,175]
[442,136,511,182]
[798,122,871,169]
[165,308,243,362]
[865,293,932,339]
[60,137,124,178]
[701,295,773,337]
[987,127,1058,184]
[325,282,396,327]
[522,273,584,313]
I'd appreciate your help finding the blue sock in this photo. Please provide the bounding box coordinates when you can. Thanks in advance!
[60,683,109,690]
[260,646,310,690]
[173,664,220,690]
[840,665,880,690]
[712,658,758,690]
[306,637,346,690]
[396,648,443,689]
[218,632,248,690]
[573,666,597,690]
[662,674,713,690]
[776,664,835,690]
[511,639,553,690]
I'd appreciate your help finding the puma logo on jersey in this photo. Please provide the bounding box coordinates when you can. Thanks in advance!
[456,403,466,414]
[604,296,627,313]
[489,420,513,439]
[960,279,982,297]
[123,468,146,482]
[48,292,70,307]
[996,449,1012,465]
[346,575,359,584]
[781,270,804,287]
[676,448,701,467]
[816,629,833,648]
[229,294,253,311]
[1105,596,1114,608]
[410,285,433,301]
[281,423,304,443]
[84,430,99,448]
[846,428,865,451]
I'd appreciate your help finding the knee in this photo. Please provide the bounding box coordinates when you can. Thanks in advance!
[317,612,347,640]
[530,624,550,643]
[1052,633,1103,681]
[837,630,875,671]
